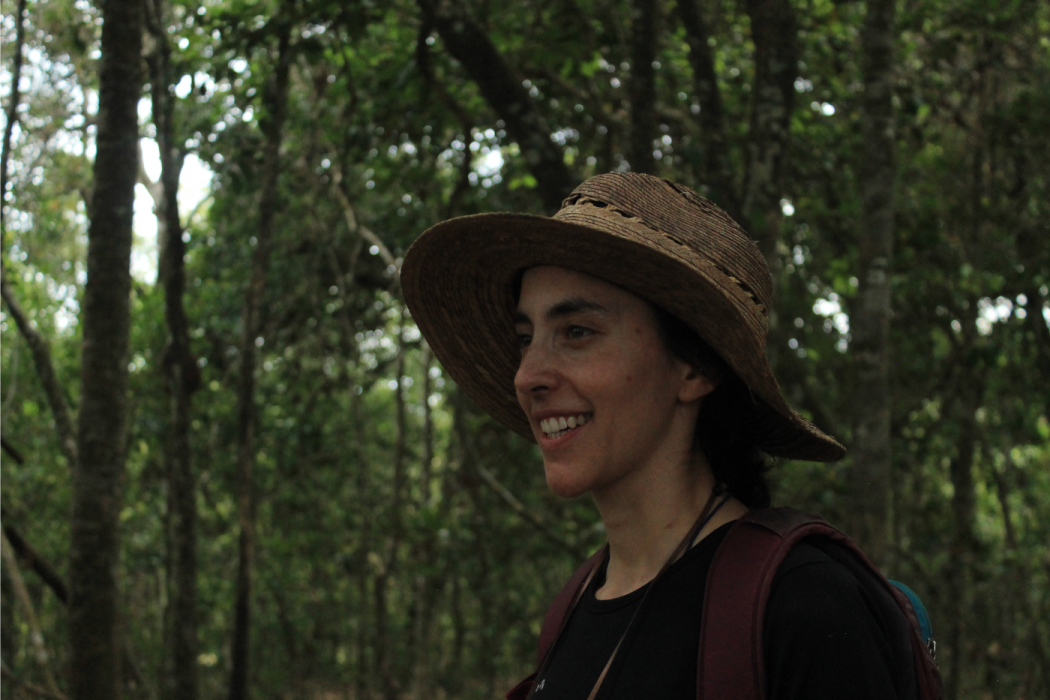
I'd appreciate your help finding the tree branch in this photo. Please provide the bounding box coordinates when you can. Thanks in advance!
[0,662,67,700]
[459,432,585,559]
[2,436,25,464]
[1,530,61,694]
[136,143,163,209]
[417,0,575,213]
[329,169,399,279]
[474,462,586,560]
[415,19,474,219]
[674,0,740,219]
[3,523,69,604]
[0,275,78,468]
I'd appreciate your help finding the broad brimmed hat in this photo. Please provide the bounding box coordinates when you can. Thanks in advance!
[401,172,845,462]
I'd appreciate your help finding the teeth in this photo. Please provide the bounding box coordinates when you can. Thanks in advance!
[539,414,592,439]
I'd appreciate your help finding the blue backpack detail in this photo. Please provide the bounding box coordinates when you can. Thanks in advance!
[890,580,937,659]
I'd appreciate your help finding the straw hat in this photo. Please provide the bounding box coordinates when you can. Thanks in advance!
[401,172,845,462]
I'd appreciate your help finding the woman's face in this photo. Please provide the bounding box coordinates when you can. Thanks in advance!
[513,266,714,499]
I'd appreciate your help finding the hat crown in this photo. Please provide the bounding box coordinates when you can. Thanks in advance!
[554,172,773,318]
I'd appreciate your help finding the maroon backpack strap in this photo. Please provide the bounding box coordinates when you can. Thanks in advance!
[536,545,608,666]
[697,507,943,700]
[505,545,607,700]
[696,508,837,700]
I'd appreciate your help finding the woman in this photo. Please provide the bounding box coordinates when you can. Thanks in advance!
[401,173,923,699]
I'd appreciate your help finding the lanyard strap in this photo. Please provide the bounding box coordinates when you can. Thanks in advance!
[584,487,731,700]
[526,485,731,700]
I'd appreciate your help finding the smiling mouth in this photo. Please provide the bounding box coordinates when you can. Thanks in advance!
[539,414,591,440]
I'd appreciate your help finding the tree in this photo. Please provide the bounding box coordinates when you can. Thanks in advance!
[67,0,142,698]
[229,14,293,700]
[143,0,202,696]
[849,0,897,567]
[627,0,659,174]
[2,1,1048,699]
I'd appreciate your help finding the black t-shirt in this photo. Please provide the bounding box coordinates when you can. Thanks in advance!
[534,522,918,700]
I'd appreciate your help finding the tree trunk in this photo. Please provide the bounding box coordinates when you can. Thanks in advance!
[741,0,797,268]
[946,387,979,700]
[228,22,293,700]
[145,1,202,697]
[0,0,27,251]
[68,2,142,699]
[351,387,372,700]
[378,317,409,700]
[421,344,434,494]
[674,0,740,219]
[849,0,896,568]
[627,0,658,174]
[417,0,575,213]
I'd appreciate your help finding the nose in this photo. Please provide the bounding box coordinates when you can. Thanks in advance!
[514,342,559,399]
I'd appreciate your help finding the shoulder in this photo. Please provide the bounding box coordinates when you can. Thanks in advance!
[763,540,918,700]
[767,542,880,642]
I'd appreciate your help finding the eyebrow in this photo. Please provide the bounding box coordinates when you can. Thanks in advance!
[513,297,610,325]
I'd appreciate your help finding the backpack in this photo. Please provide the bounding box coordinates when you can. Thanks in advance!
[506,508,943,700]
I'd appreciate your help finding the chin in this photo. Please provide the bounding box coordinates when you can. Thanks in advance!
[543,461,592,499]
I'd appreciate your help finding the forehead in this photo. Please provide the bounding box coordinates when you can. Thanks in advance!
[516,266,647,315]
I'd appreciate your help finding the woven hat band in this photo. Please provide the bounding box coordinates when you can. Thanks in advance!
[558,175,773,316]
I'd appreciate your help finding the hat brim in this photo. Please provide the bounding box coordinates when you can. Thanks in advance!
[401,208,845,462]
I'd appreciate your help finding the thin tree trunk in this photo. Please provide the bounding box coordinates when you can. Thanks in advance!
[741,0,797,268]
[413,347,438,694]
[1,530,60,694]
[421,344,434,495]
[1,581,19,700]
[849,0,896,568]
[674,0,740,220]
[229,21,293,700]
[945,388,979,700]
[373,571,391,699]
[416,0,575,213]
[378,318,409,700]
[2,333,20,423]
[68,0,142,698]
[144,1,201,697]
[391,320,407,534]
[0,277,78,468]
[0,0,27,252]
[351,387,372,700]
[627,0,658,174]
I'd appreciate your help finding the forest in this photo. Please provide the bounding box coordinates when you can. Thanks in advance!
[0,0,1048,698]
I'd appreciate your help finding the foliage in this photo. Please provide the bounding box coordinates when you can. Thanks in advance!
[1,0,1048,698]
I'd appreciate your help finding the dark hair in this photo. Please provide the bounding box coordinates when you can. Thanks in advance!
[651,306,772,509]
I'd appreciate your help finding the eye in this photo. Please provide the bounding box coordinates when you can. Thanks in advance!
[566,325,593,340]
[516,332,532,351]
